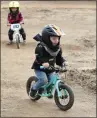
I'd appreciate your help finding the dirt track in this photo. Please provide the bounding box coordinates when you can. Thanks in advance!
[1,1,96,117]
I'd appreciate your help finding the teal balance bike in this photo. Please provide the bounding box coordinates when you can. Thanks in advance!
[26,66,74,111]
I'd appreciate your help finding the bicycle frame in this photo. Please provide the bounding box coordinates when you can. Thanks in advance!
[11,23,22,42]
[38,73,63,97]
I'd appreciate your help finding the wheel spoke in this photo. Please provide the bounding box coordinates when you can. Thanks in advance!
[59,89,70,106]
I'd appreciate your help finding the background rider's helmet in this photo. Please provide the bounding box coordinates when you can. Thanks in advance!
[9,1,20,16]
[42,24,65,51]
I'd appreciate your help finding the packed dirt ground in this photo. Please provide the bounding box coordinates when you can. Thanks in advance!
[1,1,96,117]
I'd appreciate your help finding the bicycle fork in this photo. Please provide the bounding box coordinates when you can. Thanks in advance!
[55,80,67,97]
[55,80,62,97]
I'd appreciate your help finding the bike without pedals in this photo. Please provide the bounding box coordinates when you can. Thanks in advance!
[10,23,23,49]
[26,66,74,111]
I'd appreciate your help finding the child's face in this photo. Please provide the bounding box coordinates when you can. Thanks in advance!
[11,7,17,12]
[50,36,59,46]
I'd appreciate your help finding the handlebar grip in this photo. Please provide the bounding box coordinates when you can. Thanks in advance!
[7,24,11,26]
[20,22,24,24]
[40,66,44,69]
[61,68,67,72]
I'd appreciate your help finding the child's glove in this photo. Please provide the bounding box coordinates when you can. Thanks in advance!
[61,61,68,72]
[62,60,68,67]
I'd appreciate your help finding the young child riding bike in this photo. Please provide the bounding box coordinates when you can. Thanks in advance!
[29,24,68,98]
[7,1,26,45]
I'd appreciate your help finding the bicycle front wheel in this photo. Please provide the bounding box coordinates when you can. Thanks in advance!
[54,84,74,111]
[16,34,20,49]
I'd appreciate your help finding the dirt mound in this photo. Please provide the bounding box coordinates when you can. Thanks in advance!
[62,68,96,93]
[78,36,96,48]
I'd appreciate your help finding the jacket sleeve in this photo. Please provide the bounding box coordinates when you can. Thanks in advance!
[56,47,66,66]
[7,13,11,24]
[19,12,24,23]
[35,44,47,64]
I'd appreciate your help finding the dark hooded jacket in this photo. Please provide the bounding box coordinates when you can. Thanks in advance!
[31,34,65,73]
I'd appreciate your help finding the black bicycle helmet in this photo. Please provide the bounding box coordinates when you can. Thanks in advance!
[42,24,65,51]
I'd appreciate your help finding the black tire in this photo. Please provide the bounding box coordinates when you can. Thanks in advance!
[54,84,74,111]
[16,34,20,49]
[26,76,41,101]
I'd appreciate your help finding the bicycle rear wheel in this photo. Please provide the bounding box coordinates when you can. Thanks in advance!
[26,76,41,101]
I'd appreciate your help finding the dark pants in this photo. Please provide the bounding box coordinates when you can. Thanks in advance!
[8,28,26,41]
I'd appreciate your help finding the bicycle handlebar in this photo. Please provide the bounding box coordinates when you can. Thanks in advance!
[7,23,24,27]
[40,66,67,73]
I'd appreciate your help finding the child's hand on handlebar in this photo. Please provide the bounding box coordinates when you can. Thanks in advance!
[7,24,11,26]
[20,22,24,26]
[42,63,49,68]
[62,61,68,67]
